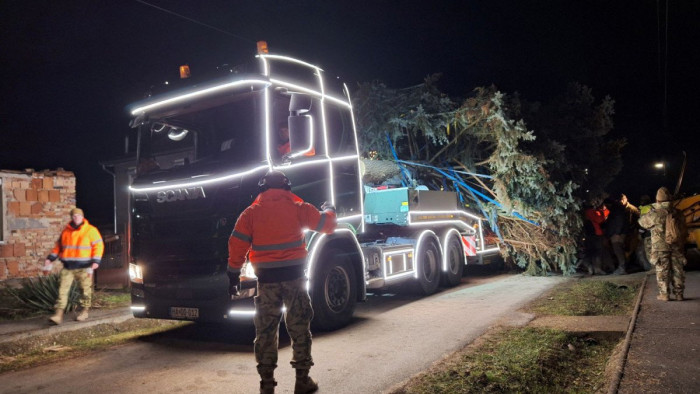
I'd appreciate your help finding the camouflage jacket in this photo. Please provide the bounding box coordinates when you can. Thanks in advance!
[638,201,671,252]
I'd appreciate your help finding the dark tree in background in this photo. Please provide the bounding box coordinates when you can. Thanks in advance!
[353,78,623,275]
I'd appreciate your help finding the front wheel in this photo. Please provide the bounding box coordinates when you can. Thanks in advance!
[310,248,357,331]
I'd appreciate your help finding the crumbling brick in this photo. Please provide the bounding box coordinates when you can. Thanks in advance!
[8,201,20,215]
[38,190,49,202]
[31,202,43,214]
[13,188,26,201]
[6,261,19,276]
[13,243,26,257]
[32,178,42,189]
[0,244,13,257]
[49,190,60,202]
[42,177,53,189]
[26,189,38,201]
[19,202,31,216]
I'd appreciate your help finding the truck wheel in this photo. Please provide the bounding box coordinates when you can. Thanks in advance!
[414,237,441,295]
[440,232,464,287]
[311,249,357,331]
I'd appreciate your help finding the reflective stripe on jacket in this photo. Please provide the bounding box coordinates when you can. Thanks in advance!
[48,219,104,269]
[228,189,337,271]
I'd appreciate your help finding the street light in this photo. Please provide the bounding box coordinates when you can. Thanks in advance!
[653,161,666,177]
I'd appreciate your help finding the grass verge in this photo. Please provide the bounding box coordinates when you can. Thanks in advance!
[0,319,187,373]
[526,278,639,316]
[394,327,618,394]
[0,287,131,321]
[391,275,643,394]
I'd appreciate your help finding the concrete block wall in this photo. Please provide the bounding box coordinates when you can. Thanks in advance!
[0,168,76,280]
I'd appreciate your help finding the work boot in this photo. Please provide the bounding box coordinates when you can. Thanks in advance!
[76,309,89,321]
[49,309,64,325]
[657,293,669,301]
[259,371,276,394]
[674,293,684,301]
[295,369,318,394]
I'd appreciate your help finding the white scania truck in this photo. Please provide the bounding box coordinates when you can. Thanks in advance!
[126,42,499,330]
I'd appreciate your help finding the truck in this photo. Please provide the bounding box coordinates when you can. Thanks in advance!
[126,42,499,330]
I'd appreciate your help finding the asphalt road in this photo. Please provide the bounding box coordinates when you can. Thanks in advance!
[0,272,565,394]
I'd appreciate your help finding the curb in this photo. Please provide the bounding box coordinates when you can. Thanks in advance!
[0,308,134,345]
[606,272,649,394]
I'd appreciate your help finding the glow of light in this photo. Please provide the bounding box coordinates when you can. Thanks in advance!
[441,228,465,271]
[130,305,146,312]
[269,78,351,108]
[477,247,500,255]
[228,309,256,317]
[288,115,315,158]
[478,220,486,252]
[338,214,363,222]
[407,211,477,233]
[307,228,364,281]
[130,79,270,115]
[382,248,414,278]
[258,54,324,71]
[316,65,336,206]
[343,83,366,233]
[414,230,438,279]
[129,164,269,192]
[654,162,664,169]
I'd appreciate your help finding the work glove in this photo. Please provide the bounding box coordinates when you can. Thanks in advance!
[320,201,336,212]
[43,259,53,275]
[227,270,241,297]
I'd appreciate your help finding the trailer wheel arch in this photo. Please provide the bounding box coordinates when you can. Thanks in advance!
[412,230,441,295]
[439,228,465,287]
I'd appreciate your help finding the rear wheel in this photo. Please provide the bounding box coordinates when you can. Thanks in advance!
[414,236,441,295]
[311,248,357,331]
[440,232,464,287]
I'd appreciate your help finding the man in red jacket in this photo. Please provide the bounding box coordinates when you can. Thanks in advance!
[228,170,336,394]
[44,208,103,324]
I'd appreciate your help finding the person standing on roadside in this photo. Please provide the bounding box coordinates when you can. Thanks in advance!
[228,170,336,394]
[583,200,609,275]
[638,187,687,301]
[44,208,104,324]
[605,193,638,274]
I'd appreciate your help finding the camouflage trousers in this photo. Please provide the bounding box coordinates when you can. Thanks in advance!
[650,247,687,297]
[56,268,92,310]
[254,277,314,375]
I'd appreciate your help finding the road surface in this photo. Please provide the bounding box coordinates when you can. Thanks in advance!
[0,272,565,394]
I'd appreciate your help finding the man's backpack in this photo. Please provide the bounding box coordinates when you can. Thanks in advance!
[664,207,684,245]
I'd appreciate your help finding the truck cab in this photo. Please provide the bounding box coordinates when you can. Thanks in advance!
[126,43,497,330]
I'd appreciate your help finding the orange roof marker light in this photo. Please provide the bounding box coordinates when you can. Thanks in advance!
[179,64,191,79]
[257,40,269,54]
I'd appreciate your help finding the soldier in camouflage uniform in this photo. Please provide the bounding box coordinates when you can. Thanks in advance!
[638,187,686,301]
[228,171,336,394]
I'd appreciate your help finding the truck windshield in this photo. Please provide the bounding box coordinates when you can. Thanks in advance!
[138,89,265,173]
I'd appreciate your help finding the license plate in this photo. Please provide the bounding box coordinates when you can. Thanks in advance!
[169,307,199,319]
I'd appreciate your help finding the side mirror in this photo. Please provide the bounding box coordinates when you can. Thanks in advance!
[288,115,313,157]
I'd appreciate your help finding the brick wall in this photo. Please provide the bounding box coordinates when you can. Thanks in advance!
[0,168,76,280]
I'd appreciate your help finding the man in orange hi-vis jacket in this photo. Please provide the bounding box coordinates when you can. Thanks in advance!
[228,170,336,394]
[44,207,103,325]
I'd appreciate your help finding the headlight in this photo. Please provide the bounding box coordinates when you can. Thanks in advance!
[129,263,144,284]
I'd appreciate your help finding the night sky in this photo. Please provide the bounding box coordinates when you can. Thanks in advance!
[1,0,698,226]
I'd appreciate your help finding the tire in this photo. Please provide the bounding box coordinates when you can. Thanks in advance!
[440,232,464,287]
[310,248,357,331]
[414,236,441,295]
